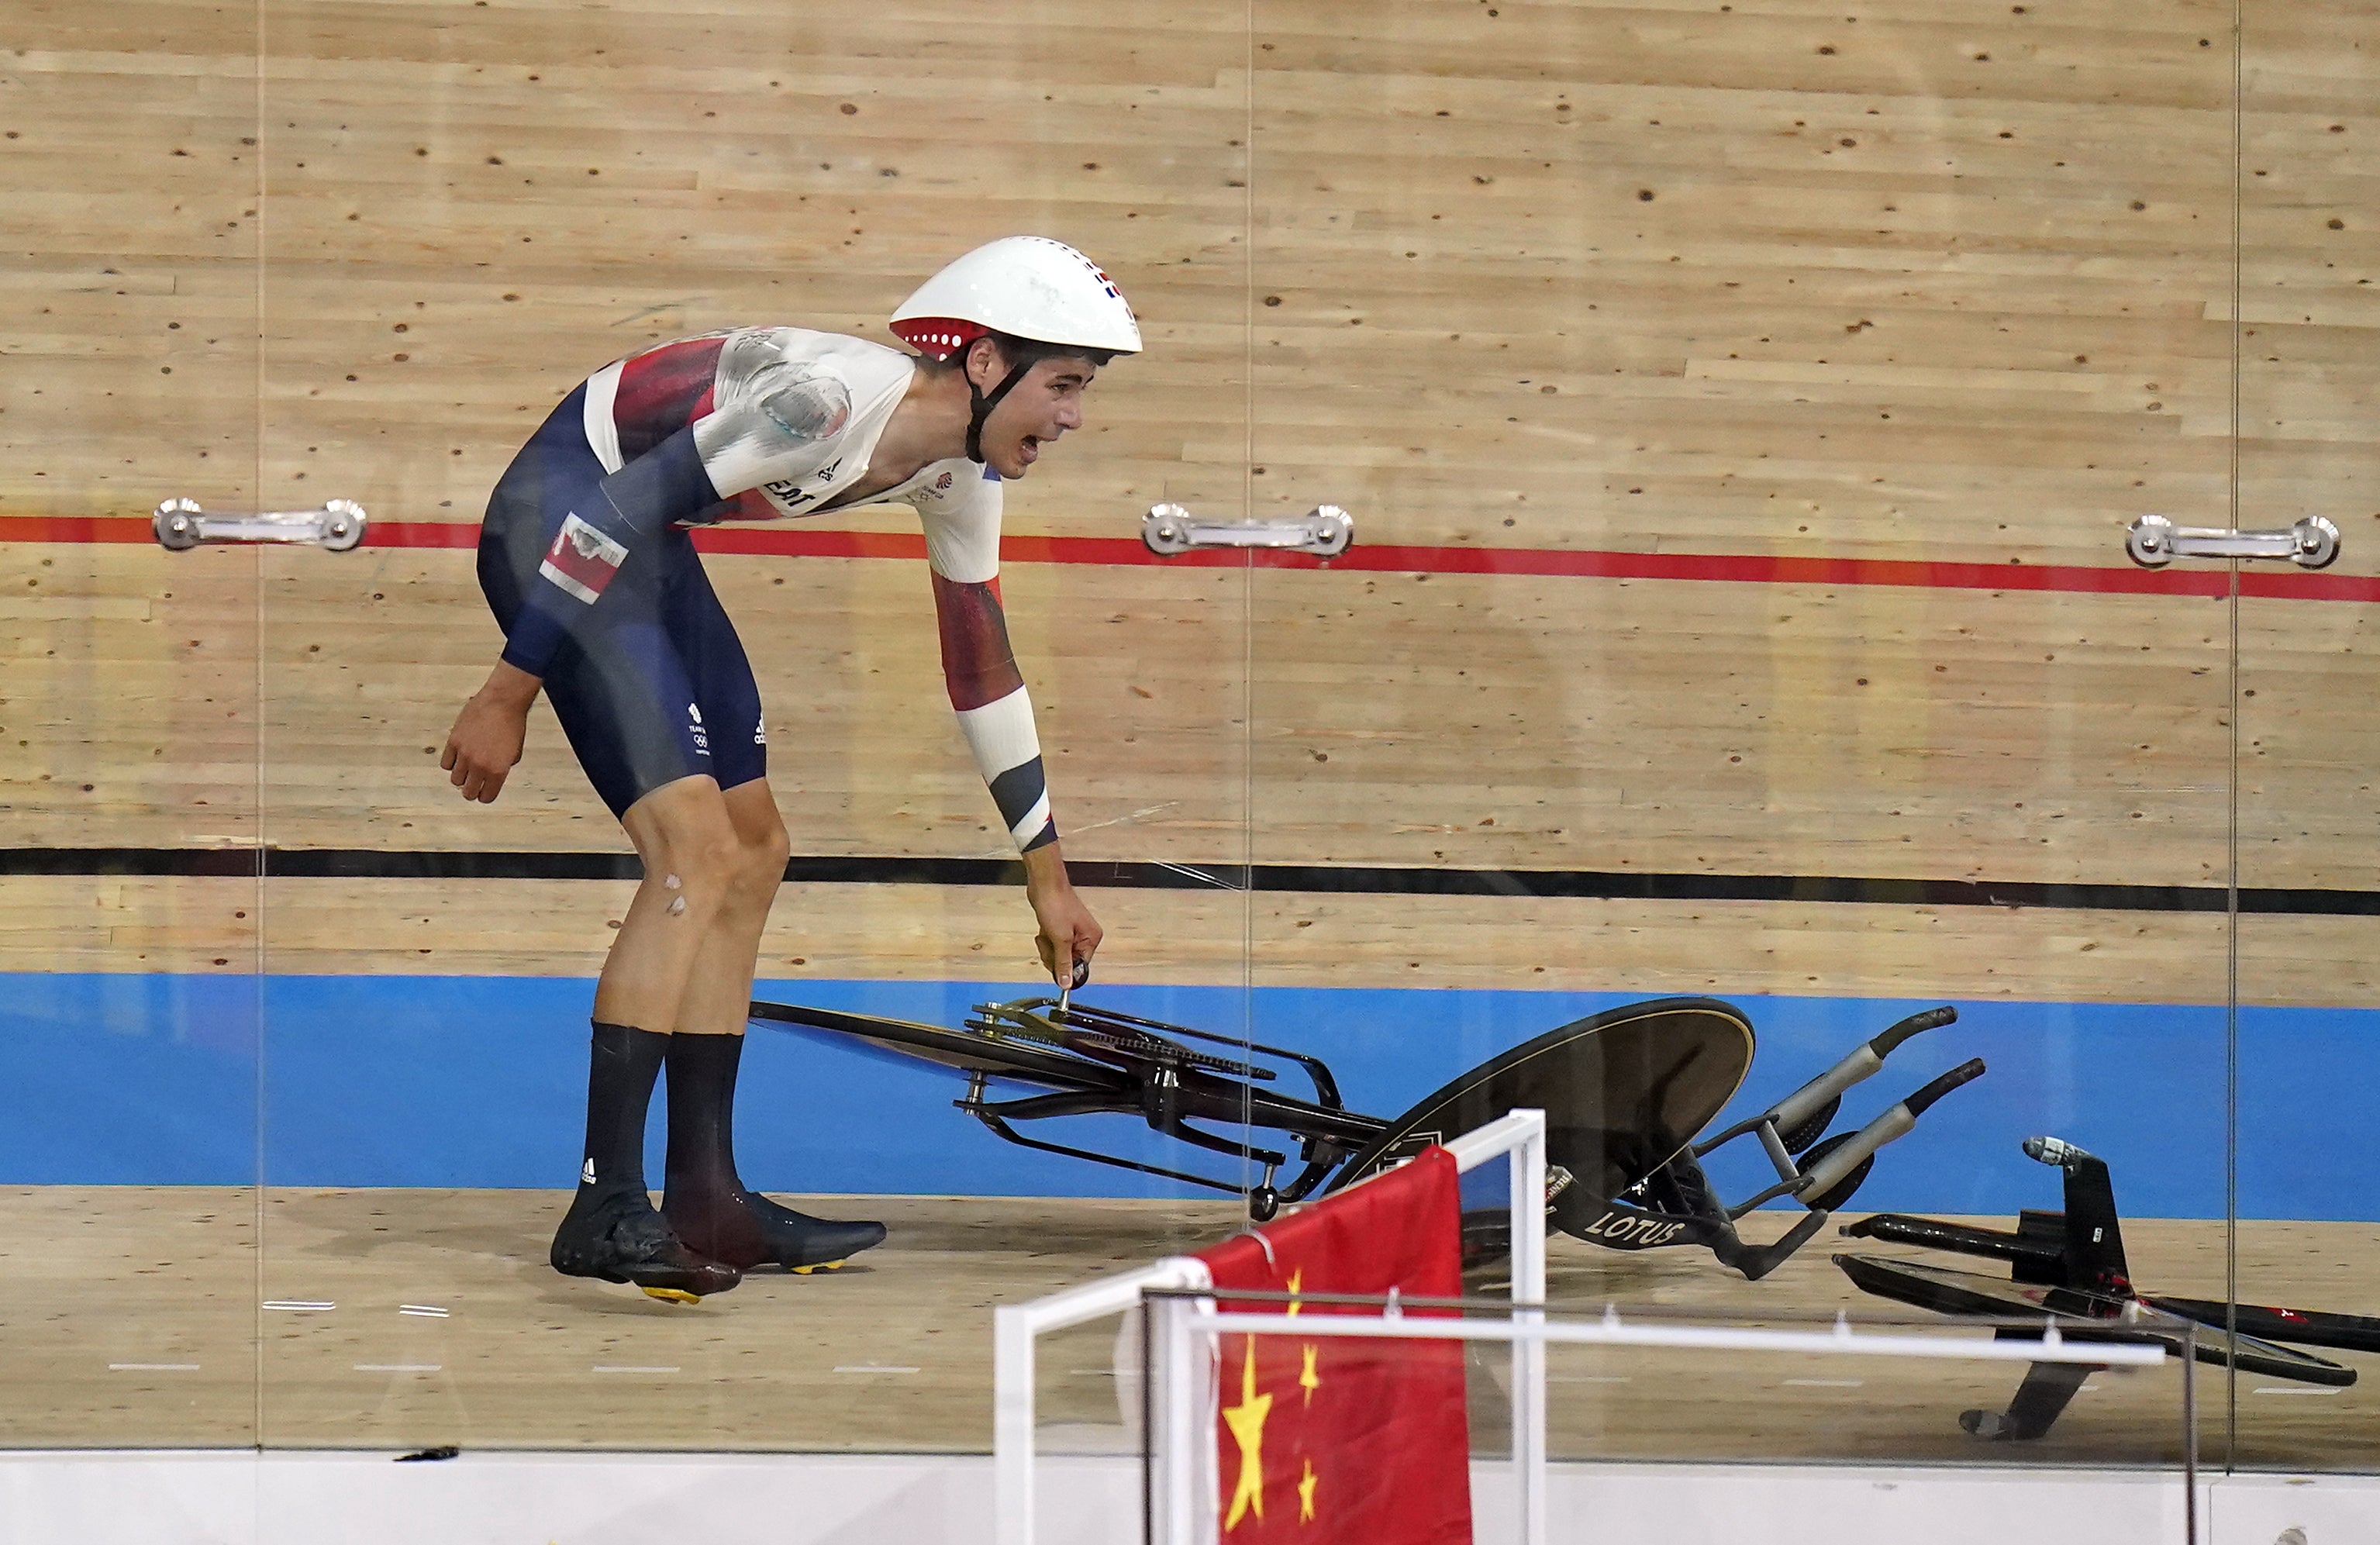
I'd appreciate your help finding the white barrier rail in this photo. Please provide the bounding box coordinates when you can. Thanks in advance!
[993,1109,1547,1545]
[1185,1306,2168,1364]
[995,1255,1211,1545]
[995,1105,2178,1545]
[1152,1305,2169,1545]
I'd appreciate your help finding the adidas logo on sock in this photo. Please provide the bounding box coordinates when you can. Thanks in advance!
[582,1157,597,1185]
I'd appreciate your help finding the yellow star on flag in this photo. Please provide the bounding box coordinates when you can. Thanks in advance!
[1285,1268,1303,1316]
[1298,1457,1318,1522]
[1299,1343,1319,1405]
[1222,1336,1273,1529]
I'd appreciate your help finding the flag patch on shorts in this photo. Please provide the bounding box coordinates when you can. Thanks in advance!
[540,512,627,604]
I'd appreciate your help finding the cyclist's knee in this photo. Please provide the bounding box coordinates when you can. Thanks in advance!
[666,829,746,892]
[739,821,791,891]
[645,837,741,926]
[629,792,743,901]
[718,783,789,893]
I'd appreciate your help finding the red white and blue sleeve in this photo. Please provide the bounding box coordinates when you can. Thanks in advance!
[918,472,1059,854]
[499,331,850,681]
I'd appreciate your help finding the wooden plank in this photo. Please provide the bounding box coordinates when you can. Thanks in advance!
[6,874,2380,1010]
[2,0,2375,998]
[26,541,2380,889]
[0,1184,2368,1464]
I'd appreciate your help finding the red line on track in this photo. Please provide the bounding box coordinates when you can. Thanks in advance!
[8,515,2375,602]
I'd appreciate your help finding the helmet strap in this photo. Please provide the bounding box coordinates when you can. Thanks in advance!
[965,357,1035,465]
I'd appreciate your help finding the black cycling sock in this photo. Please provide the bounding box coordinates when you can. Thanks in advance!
[662,1033,882,1268]
[662,1032,771,1262]
[661,1030,746,1202]
[574,1020,667,1203]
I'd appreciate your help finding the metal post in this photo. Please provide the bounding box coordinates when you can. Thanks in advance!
[2182,1322,2200,1544]
[993,1259,1209,1545]
[993,1304,1035,1545]
[1151,1292,1206,1545]
[1506,1112,1547,1545]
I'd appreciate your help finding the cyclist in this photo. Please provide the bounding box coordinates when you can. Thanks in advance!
[440,236,1138,1298]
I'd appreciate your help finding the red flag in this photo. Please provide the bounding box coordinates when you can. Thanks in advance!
[1195,1150,1471,1545]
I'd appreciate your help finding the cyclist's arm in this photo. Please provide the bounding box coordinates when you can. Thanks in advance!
[503,342,852,681]
[919,472,1056,853]
[498,426,722,681]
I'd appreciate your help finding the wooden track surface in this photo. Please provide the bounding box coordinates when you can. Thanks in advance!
[6,2,2379,1474]
[9,873,2380,1008]
[3,0,2375,929]
[2,1187,2372,1468]
[11,541,2380,890]
[4,0,2374,558]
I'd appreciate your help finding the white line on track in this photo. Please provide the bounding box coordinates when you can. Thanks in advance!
[109,1363,200,1371]
[354,1364,441,1373]
[833,1364,922,1374]
[263,1301,336,1312]
[398,1305,450,1318]
[2252,1386,2344,1396]
[592,1365,680,1374]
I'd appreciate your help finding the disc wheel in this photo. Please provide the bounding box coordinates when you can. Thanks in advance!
[1326,996,1757,1207]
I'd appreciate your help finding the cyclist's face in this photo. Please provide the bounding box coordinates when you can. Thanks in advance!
[980,354,1098,478]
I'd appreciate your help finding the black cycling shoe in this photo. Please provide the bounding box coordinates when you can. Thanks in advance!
[550,1190,741,1302]
[665,1187,887,1274]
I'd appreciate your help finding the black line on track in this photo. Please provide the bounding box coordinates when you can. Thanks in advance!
[5,847,2378,916]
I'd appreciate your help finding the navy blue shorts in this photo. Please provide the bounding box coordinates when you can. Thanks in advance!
[477,386,767,819]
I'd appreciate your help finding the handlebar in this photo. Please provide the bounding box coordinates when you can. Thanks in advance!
[1905,1057,1986,1116]
[1765,1005,1955,1134]
[1792,1057,1988,1205]
[1870,1005,1957,1057]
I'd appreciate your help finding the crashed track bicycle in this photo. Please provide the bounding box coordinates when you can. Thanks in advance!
[750,993,1984,1281]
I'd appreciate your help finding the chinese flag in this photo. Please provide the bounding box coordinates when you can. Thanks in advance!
[1195,1150,1471,1545]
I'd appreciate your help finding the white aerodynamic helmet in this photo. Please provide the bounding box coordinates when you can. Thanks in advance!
[890,236,1142,364]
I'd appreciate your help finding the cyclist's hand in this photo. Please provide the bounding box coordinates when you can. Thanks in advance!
[1026,865,1101,987]
[441,662,538,803]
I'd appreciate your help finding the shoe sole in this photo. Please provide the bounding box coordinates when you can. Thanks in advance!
[790,1259,847,1274]
[640,1285,703,1304]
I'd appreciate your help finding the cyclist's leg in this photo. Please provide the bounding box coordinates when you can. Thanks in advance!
[543,614,750,1295]
[484,442,743,1297]
[661,555,784,1042]
[662,1008,888,1271]
[651,557,885,1271]
[602,771,745,1025]
[535,534,757,1033]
